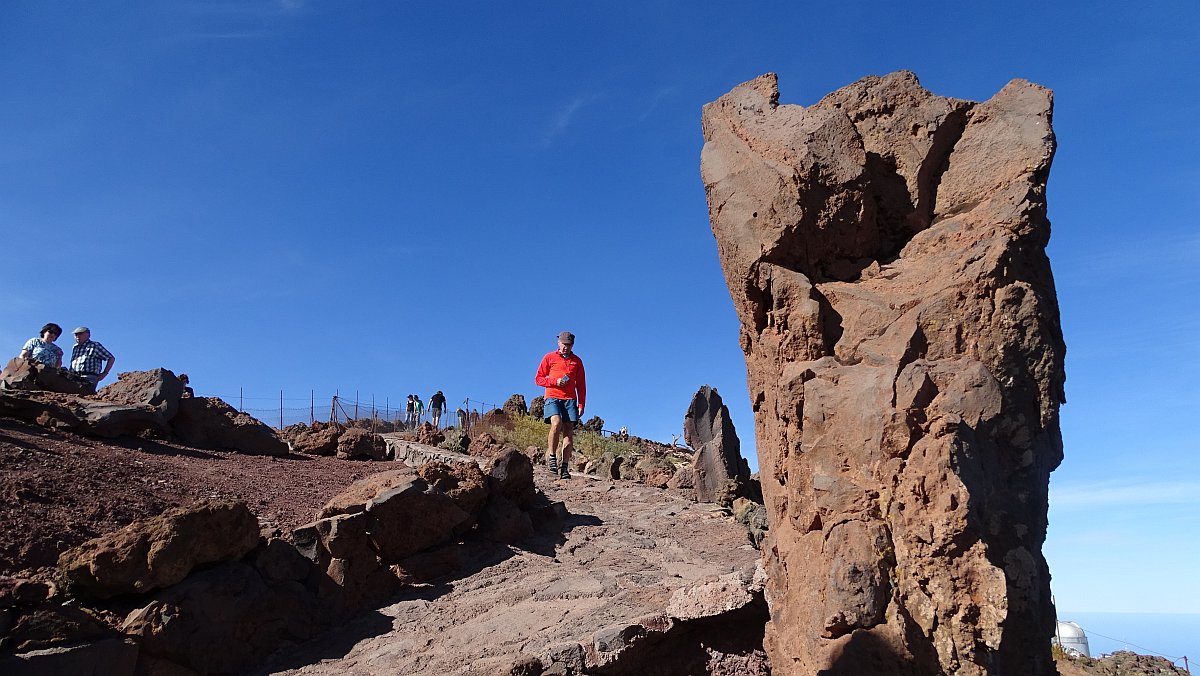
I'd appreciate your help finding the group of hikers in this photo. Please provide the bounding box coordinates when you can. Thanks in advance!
[404,390,447,428]
[17,323,117,392]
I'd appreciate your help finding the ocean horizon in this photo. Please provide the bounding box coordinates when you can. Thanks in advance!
[1059,611,1199,669]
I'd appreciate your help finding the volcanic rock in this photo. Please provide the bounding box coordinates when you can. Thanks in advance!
[684,385,750,504]
[529,396,545,420]
[95,369,185,421]
[0,358,93,395]
[286,421,342,456]
[502,393,528,418]
[334,427,384,460]
[418,461,491,524]
[320,468,418,518]
[415,421,445,446]
[363,478,472,563]
[122,561,322,675]
[485,447,536,508]
[57,500,261,600]
[171,397,289,456]
[702,71,1065,674]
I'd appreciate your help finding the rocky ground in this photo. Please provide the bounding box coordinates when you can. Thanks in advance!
[256,476,766,675]
[0,416,380,580]
[1,414,767,675]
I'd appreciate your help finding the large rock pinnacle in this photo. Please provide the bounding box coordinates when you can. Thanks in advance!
[701,71,1065,675]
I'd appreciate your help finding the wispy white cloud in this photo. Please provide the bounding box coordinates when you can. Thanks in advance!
[541,94,601,147]
[1051,479,1200,509]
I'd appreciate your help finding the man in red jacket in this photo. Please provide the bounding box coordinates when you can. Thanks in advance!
[535,331,586,479]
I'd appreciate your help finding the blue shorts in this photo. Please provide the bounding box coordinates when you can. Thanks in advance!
[543,398,579,424]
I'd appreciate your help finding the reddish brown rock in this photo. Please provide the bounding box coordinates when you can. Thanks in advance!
[57,500,261,600]
[413,422,444,446]
[320,468,417,518]
[95,369,185,421]
[417,461,490,522]
[363,478,471,563]
[485,448,536,508]
[0,358,93,395]
[702,71,1065,675]
[286,421,342,456]
[171,397,289,456]
[334,427,384,460]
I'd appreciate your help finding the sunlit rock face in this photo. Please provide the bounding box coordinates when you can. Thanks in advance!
[701,71,1065,675]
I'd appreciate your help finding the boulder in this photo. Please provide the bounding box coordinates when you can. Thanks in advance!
[485,448,536,508]
[467,431,518,460]
[702,71,1065,674]
[95,369,185,422]
[3,602,117,652]
[122,562,322,675]
[171,397,289,456]
[293,511,398,611]
[58,500,260,600]
[632,454,675,489]
[684,385,750,504]
[417,461,490,523]
[502,394,528,418]
[335,427,384,460]
[0,390,170,438]
[0,358,93,395]
[288,421,342,456]
[415,422,445,446]
[580,415,604,433]
[529,396,545,420]
[364,478,471,563]
[320,469,418,518]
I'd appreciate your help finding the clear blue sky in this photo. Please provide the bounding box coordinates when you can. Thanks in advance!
[2,0,1197,631]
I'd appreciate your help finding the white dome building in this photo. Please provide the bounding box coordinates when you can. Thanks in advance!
[1053,620,1091,658]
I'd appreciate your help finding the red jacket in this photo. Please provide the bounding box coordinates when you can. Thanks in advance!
[535,351,586,409]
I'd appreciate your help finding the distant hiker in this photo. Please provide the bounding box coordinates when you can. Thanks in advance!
[413,395,425,426]
[178,373,194,398]
[456,407,467,429]
[68,326,115,392]
[429,390,447,427]
[535,331,586,479]
[405,395,416,429]
[19,323,64,367]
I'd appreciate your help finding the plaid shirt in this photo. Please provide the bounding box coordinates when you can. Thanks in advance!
[70,339,114,375]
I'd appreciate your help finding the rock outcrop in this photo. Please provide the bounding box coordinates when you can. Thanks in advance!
[684,385,751,504]
[702,71,1065,674]
[172,396,289,456]
[57,501,260,600]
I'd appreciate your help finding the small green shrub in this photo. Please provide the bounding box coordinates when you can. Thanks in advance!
[483,414,646,463]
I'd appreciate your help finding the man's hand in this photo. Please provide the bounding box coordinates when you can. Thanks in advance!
[557,375,569,386]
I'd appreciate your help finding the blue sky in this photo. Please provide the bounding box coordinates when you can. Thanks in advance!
[1,0,1197,631]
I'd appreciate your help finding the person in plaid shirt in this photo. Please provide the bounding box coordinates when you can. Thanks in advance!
[68,326,116,392]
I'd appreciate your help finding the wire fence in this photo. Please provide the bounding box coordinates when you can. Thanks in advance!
[211,389,510,434]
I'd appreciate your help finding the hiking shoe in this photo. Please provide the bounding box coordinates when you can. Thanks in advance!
[559,467,571,480]
[548,456,558,473]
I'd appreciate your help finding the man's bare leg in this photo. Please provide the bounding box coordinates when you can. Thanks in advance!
[560,421,575,476]
[547,415,563,470]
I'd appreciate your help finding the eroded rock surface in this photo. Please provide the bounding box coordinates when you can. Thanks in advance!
[702,71,1065,675]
